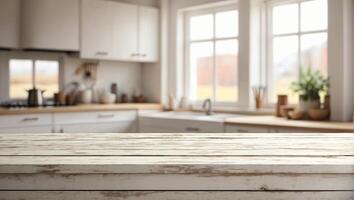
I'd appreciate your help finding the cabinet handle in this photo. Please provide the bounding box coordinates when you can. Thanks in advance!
[131,53,139,57]
[98,114,115,119]
[22,117,39,122]
[96,52,108,56]
[185,127,200,132]
[141,54,147,57]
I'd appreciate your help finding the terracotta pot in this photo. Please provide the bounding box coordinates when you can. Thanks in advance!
[308,109,330,121]
[276,95,288,117]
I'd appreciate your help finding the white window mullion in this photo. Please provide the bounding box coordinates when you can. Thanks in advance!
[32,60,36,88]
[297,2,301,78]
[212,13,217,103]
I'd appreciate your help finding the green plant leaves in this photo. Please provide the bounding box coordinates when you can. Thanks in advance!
[290,67,329,101]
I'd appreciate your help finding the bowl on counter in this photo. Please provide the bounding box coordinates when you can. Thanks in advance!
[308,109,330,121]
[100,93,116,104]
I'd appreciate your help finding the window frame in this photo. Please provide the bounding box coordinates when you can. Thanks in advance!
[184,4,240,107]
[8,57,62,101]
[265,0,328,105]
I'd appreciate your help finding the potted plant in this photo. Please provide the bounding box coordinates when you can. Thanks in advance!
[290,67,329,113]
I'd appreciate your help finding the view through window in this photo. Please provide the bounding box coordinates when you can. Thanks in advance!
[10,59,59,99]
[187,7,239,104]
[268,0,328,103]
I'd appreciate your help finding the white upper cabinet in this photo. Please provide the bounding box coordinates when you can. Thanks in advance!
[81,0,159,62]
[21,0,80,51]
[0,0,20,48]
[138,6,159,62]
[81,0,115,59]
[112,2,139,61]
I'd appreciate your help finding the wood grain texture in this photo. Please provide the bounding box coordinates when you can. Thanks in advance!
[1,133,354,156]
[0,133,354,174]
[225,116,354,132]
[0,133,353,196]
[1,191,353,200]
[1,173,354,190]
[0,103,162,115]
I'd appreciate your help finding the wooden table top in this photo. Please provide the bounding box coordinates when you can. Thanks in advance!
[225,116,354,132]
[0,133,354,174]
[0,103,162,115]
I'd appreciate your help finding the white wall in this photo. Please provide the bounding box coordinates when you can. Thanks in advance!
[328,0,354,121]
[63,56,142,99]
[141,0,168,104]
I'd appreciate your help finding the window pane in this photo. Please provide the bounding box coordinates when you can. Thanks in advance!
[215,39,238,102]
[9,59,33,99]
[190,42,213,101]
[301,33,327,76]
[190,14,213,41]
[216,10,238,38]
[35,60,59,99]
[271,36,299,103]
[273,4,299,35]
[301,0,327,32]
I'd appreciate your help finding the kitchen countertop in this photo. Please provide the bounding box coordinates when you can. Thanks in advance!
[225,116,354,133]
[1,133,353,196]
[0,103,162,115]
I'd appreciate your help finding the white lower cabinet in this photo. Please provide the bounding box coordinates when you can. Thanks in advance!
[0,114,53,133]
[56,122,136,134]
[225,125,269,133]
[0,126,53,134]
[0,111,138,134]
[139,117,224,133]
[54,111,137,133]
[225,125,318,133]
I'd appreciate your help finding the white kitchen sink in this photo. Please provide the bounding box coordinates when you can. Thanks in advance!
[139,111,243,122]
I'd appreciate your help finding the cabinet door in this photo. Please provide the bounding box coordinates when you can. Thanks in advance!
[81,0,115,59]
[225,125,269,133]
[112,2,139,61]
[0,126,53,134]
[138,6,159,62]
[59,122,137,133]
[0,0,20,48]
[0,114,52,129]
[22,0,79,51]
[268,128,318,133]
[139,118,224,133]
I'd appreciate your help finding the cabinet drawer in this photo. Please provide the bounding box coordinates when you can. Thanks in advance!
[225,125,268,133]
[56,121,137,134]
[139,117,224,133]
[54,111,137,125]
[0,114,52,129]
[0,126,53,133]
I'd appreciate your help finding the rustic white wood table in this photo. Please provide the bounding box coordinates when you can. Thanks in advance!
[0,133,354,199]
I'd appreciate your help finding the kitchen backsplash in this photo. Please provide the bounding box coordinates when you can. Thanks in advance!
[63,56,143,99]
[0,51,143,102]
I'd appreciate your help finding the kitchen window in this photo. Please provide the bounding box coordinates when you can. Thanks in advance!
[185,5,239,105]
[9,59,59,99]
[267,0,328,103]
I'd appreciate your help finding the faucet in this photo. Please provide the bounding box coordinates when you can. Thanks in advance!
[202,98,213,116]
